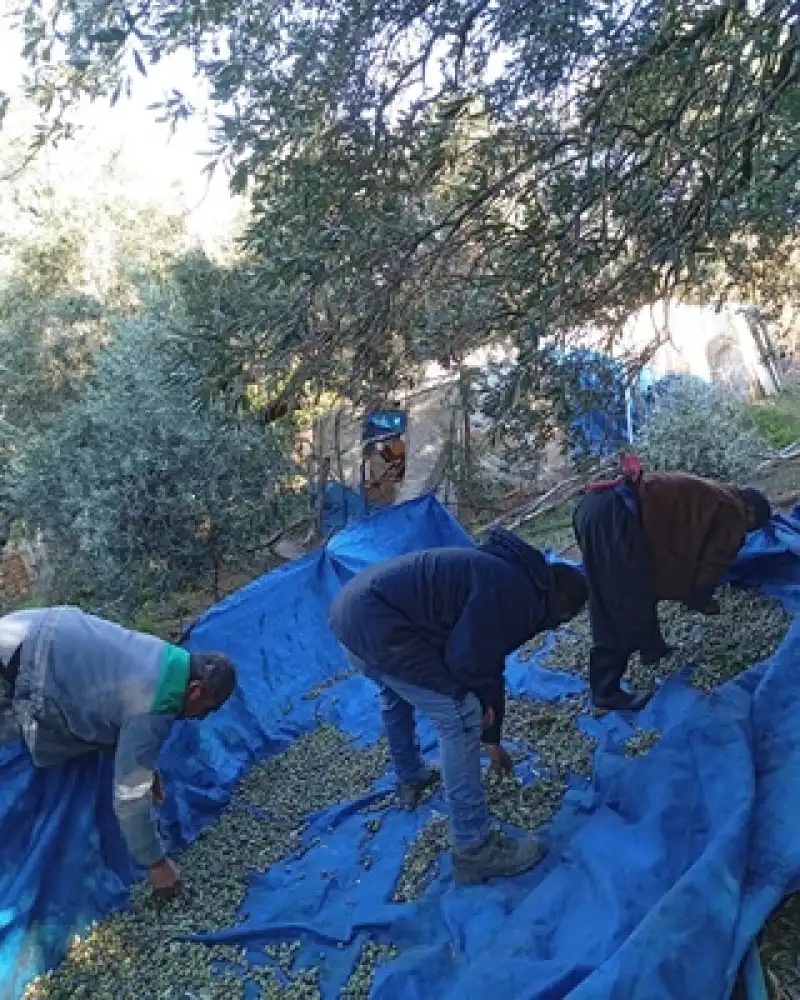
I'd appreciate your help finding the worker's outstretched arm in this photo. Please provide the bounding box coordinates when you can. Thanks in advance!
[480,673,505,744]
[445,590,510,737]
[113,714,174,867]
[480,675,515,773]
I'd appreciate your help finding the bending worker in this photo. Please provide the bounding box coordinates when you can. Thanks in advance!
[573,467,771,712]
[328,527,587,885]
[0,605,236,897]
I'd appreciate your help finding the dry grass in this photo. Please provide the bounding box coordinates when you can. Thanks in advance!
[749,384,800,451]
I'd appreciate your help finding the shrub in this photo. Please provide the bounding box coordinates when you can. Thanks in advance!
[747,385,800,451]
[9,303,295,615]
[635,375,772,481]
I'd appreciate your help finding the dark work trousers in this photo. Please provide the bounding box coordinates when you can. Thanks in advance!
[573,488,665,700]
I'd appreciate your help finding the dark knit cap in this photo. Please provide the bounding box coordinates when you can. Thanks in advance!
[738,488,772,530]
[189,652,237,705]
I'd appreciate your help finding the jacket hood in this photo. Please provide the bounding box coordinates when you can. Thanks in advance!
[478,527,556,607]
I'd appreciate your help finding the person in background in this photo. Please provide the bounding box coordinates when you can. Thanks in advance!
[573,465,771,711]
[0,606,236,898]
[328,528,588,885]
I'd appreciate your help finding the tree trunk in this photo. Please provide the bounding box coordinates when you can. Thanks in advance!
[333,408,345,486]
[459,367,473,494]
[313,456,331,539]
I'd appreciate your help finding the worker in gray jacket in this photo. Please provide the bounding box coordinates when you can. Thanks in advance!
[0,606,236,897]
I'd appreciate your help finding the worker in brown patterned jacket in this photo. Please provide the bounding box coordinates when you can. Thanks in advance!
[573,468,772,712]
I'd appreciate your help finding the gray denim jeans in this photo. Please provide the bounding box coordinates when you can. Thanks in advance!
[347,652,489,848]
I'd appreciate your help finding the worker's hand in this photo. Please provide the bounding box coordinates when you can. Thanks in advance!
[481,707,495,729]
[149,858,181,900]
[151,771,165,806]
[486,744,514,775]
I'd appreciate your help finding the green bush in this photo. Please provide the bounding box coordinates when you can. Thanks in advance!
[747,386,800,451]
[9,297,295,615]
[635,376,772,481]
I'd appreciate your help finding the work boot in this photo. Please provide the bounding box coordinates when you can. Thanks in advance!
[592,688,652,713]
[454,829,547,885]
[396,766,440,810]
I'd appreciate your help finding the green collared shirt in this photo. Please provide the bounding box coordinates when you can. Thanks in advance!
[150,644,190,715]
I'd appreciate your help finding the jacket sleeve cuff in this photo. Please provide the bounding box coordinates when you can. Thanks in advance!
[482,719,502,744]
[479,677,506,745]
[471,685,491,712]
[116,806,165,868]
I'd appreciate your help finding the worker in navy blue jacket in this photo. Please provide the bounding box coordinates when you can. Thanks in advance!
[328,527,587,885]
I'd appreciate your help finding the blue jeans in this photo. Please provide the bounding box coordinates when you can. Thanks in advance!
[348,654,488,848]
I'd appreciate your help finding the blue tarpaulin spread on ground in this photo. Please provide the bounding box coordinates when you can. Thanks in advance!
[308,480,370,533]
[2,495,800,1000]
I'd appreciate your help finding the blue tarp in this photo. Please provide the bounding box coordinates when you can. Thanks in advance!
[566,352,666,453]
[2,496,800,1000]
[559,351,630,457]
[308,480,369,533]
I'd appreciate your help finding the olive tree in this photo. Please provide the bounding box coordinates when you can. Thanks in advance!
[634,375,772,480]
[0,130,191,532]
[10,290,295,615]
[9,0,798,384]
